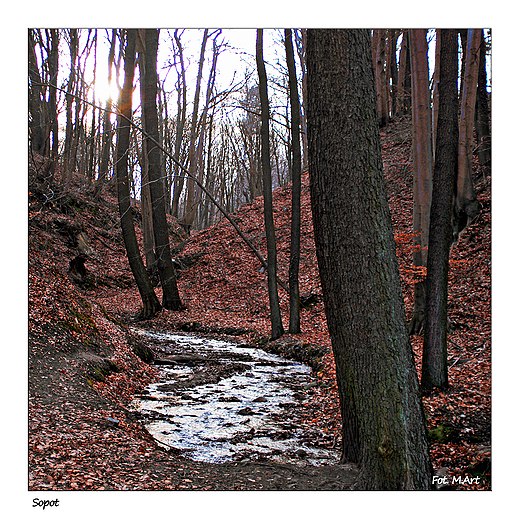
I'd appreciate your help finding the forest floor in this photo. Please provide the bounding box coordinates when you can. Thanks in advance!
[28,115,491,494]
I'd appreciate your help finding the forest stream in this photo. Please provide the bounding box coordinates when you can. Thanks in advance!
[130,329,340,466]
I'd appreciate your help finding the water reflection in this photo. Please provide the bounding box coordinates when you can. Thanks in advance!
[131,330,339,466]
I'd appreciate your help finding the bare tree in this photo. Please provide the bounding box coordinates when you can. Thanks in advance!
[116,29,161,319]
[307,29,431,490]
[409,29,433,335]
[453,28,481,242]
[256,29,284,340]
[285,29,302,334]
[422,30,460,391]
[141,28,183,310]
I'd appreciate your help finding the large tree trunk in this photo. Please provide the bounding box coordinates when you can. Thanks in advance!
[142,29,183,311]
[116,29,161,319]
[256,29,284,340]
[409,29,433,335]
[422,30,460,392]
[285,29,302,334]
[307,29,431,490]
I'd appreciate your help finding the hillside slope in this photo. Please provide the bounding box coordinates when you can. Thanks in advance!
[28,114,491,490]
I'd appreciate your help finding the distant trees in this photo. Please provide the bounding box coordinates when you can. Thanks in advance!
[307,29,431,490]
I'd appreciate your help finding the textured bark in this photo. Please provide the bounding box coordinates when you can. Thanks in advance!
[307,29,431,490]
[422,30,460,391]
[115,29,161,319]
[285,29,302,334]
[256,29,284,340]
[142,29,183,311]
[409,29,433,335]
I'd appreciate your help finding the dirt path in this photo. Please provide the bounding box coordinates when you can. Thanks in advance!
[29,320,358,491]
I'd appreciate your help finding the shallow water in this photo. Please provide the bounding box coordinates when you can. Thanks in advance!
[131,330,339,466]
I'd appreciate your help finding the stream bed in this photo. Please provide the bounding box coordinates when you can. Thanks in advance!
[130,329,340,466]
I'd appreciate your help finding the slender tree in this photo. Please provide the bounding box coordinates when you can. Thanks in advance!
[284,29,302,334]
[116,29,161,319]
[256,29,284,340]
[137,29,157,270]
[171,29,188,219]
[409,29,433,335]
[453,28,481,242]
[141,28,183,310]
[307,29,431,490]
[422,30,460,392]
[98,29,117,185]
[28,29,46,156]
[475,30,491,180]
[183,29,209,231]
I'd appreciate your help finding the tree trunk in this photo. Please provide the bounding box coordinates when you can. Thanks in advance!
[307,29,431,490]
[137,30,157,270]
[28,30,46,155]
[142,28,183,310]
[454,28,481,242]
[294,29,308,170]
[395,30,410,117]
[171,30,187,219]
[422,30,460,392]
[98,29,116,186]
[409,29,433,335]
[62,29,78,185]
[47,29,60,181]
[256,29,284,340]
[475,30,491,181]
[285,29,302,334]
[115,29,161,319]
[183,29,209,230]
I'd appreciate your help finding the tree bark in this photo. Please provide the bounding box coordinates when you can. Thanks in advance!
[256,29,284,340]
[307,29,431,490]
[28,30,46,155]
[409,29,433,335]
[137,29,157,270]
[285,29,302,334]
[115,29,161,319]
[454,28,481,242]
[422,30,460,392]
[142,28,183,311]
[475,30,491,181]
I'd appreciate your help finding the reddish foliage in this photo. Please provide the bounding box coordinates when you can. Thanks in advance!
[28,114,490,490]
